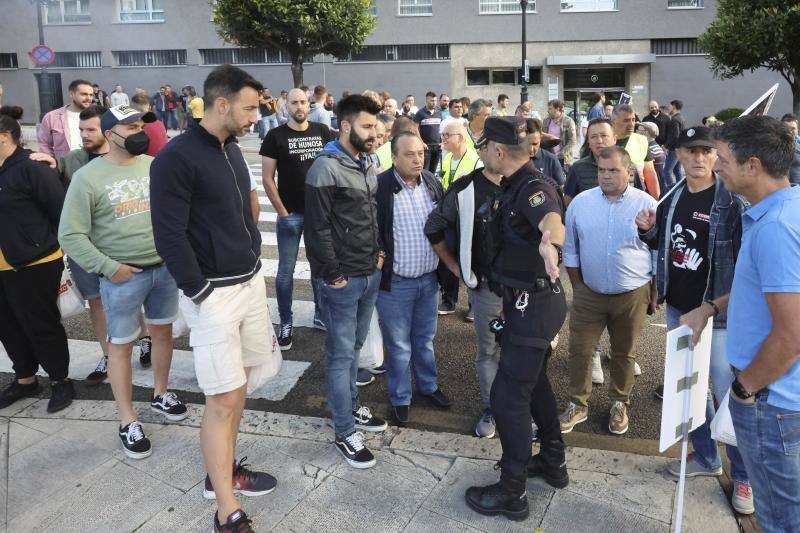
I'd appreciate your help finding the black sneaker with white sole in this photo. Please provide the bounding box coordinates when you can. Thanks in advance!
[353,405,387,432]
[119,421,152,459]
[334,431,376,469]
[138,336,152,368]
[85,355,108,386]
[150,391,189,421]
[278,323,292,351]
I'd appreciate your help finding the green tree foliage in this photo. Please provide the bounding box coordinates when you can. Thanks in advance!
[212,0,376,87]
[698,0,800,114]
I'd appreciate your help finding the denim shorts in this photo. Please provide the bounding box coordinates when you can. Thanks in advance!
[99,264,179,344]
[66,256,100,300]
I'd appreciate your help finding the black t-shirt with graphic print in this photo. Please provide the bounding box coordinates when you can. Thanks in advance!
[665,184,715,313]
[260,122,334,214]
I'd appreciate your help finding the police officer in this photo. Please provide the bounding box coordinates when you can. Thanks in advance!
[465,116,569,521]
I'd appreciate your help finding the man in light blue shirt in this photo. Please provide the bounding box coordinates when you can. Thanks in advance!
[681,115,800,532]
[561,146,656,436]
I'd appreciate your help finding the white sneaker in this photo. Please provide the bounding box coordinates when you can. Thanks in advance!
[550,334,560,350]
[634,362,642,376]
[591,353,604,384]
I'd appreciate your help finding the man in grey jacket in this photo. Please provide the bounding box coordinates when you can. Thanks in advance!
[305,94,388,469]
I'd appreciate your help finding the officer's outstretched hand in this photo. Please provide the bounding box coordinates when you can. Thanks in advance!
[636,208,657,231]
[539,230,560,284]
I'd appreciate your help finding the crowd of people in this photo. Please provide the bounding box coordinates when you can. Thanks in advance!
[0,67,799,532]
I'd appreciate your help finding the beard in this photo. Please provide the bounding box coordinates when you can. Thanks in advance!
[350,128,375,153]
[291,110,307,123]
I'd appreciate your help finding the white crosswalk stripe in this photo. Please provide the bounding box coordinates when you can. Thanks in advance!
[261,231,305,247]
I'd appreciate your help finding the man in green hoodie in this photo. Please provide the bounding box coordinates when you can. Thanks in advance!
[59,105,187,461]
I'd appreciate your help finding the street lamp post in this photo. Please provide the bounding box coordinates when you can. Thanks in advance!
[520,0,528,104]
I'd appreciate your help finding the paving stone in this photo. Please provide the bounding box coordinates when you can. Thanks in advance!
[566,445,669,477]
[403,507,486,533]
[9,458,182,532]
[0,397,38,418]
[275,448,446,532]
[422,457,554,532]
[7,431,118,521]
[539,489,669,533]
[677,475,739,533]
[8,420,47,456]
[120,424,206,492]
[389,427,502,461]
[0,418,8,532]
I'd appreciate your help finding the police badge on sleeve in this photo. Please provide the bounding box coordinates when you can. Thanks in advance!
[528,191,546,208]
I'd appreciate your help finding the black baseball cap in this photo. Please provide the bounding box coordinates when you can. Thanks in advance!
[475,116,527,148]
[677,126,715,149]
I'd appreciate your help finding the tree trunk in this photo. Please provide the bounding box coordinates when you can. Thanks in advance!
[290,56,304,89]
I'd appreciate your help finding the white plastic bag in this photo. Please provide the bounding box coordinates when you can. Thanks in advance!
[172,309,189,338]
[247,322,283,394]
[58,260,85,320]
[710,389,738,447]
[358,310,384,369]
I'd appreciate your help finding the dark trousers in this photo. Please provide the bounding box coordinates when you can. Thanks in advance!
[0,259,70,381]
[424,145,441,174]
[437,261,460,307]
[492,282,567,479]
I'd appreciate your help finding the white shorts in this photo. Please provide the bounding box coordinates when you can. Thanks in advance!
[179,275,274,396]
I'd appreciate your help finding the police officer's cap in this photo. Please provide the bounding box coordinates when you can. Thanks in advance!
[475,116,527,149]
[677,126,715,149]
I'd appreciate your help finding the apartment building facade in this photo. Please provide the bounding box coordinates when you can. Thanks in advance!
[0,0,790,123]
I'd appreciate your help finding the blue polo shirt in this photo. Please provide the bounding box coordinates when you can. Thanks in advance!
[727,185,800,410]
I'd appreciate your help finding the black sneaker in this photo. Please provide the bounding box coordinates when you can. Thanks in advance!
[278,323,292,351]
[203,456,277,499]
[0,378,39,409]
[138,336,152,368]
[353,405,387,432]
[437,302,456,315]
[654,384,664,400]
[392,405,410,426]
[119,421,152,459]
[356,368,375,387]
[366,365,387,375]
[47,379,75,413]
[312,317,326,331]
[150,391,189,421]
[334,431,376,469]
[85,355,108,386]
[421,387,452,409]
[465,481,529,521]
[213,509,254,533]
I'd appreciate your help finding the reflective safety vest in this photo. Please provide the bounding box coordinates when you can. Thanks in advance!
[622,133,650,175]
[376,142,392,170]
[441,148,481,189]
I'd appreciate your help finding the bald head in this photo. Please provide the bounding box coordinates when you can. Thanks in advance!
[442,120,467,154]
[649,100,659,115]
[384,98,398,116]
[374,120,387,149]
[286,88,310,124]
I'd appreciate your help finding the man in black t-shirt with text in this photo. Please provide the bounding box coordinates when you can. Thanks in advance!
[414,91,443,173]
[261,87,335,349]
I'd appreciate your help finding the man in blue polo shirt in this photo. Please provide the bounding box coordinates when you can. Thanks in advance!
[682,115,800,532]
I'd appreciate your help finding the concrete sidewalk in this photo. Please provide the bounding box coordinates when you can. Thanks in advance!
[0,400,737,532]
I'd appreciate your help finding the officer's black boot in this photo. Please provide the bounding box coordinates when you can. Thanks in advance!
[528,439,569,488]
[464,470,529,521]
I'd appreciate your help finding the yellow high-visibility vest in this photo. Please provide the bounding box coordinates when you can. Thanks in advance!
[441,148,481,189]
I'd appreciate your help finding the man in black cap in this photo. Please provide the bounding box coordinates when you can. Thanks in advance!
[635,125,753,514]
[464,116,569,521]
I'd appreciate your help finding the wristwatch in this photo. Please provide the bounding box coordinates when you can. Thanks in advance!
[704,299,720,317]
[551,243,563,266]
[731,376,754,400]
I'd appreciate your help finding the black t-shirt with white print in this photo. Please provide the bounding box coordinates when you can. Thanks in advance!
[665,184,715,313]
[259,122,334,214]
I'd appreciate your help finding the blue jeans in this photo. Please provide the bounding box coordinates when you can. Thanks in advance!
[665,305,748,482]
[730,391,800,532]
[260,115,278,139]
[322,269,381,436]
[376,271,439,406]
[168,108,180,130]
[275,213,324,325]
[662,149,684,190]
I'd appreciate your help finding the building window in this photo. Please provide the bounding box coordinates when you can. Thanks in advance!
[50,51,102,68]
[466,67,541,86]
[0,53,18,69]
[479,0,534,14]
[43,0,91,24]
[399,0,432,16]
[337,44,449,62]
[668,0,703,7]
[560,0,618,12]
[651,38,704,55]
[119,0,164,22]
[199,48,289,65]
[114,49,185,67]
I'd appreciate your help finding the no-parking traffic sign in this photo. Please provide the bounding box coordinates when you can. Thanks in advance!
[31,45,55,65]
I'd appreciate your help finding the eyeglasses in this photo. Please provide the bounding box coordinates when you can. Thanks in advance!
[441,133,462,140]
